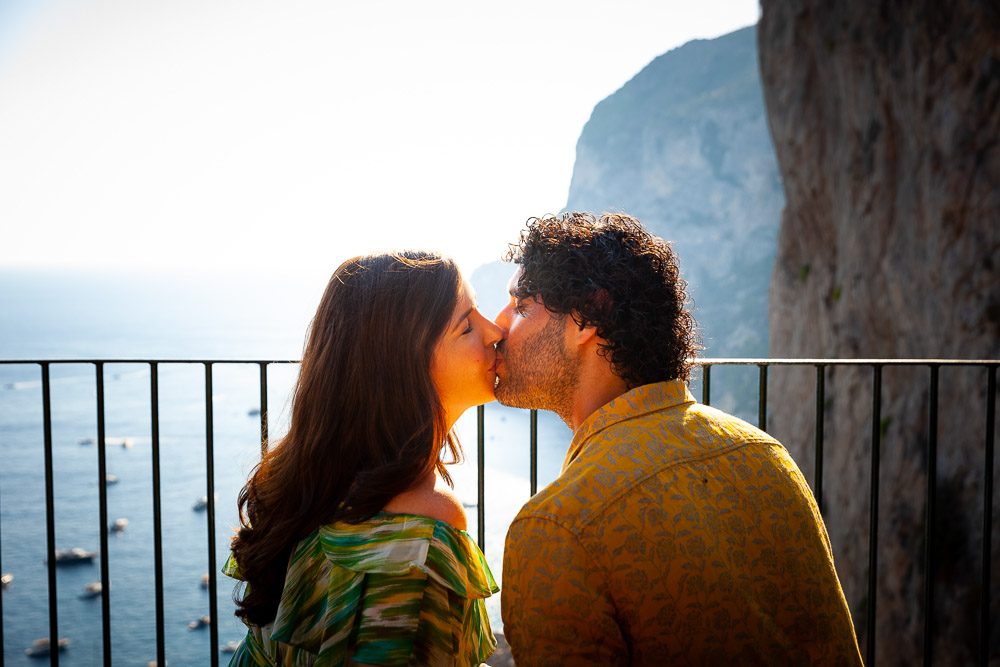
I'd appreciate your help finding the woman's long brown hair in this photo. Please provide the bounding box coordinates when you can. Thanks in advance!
[230,251,462,626]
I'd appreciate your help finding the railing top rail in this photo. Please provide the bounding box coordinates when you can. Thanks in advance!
[697,358,999,366]
[0,357,996,366]
[0,358,301,365]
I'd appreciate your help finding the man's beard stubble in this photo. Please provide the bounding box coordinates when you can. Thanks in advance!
[494,314,578,427]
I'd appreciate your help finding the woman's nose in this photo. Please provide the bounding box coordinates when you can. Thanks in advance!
[485,319,504,346]
[493,304,512,331]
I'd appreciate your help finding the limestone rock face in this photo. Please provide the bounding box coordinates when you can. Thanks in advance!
[759,0,1000,663]
[565,26,783,415]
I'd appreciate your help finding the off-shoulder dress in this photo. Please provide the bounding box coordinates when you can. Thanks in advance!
[224,512,498,666]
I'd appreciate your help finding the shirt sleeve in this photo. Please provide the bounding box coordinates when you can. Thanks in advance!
[501,515,627,666]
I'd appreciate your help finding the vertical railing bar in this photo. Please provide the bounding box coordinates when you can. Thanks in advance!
[204,363,219,667]
[477,405,485,551]
[758,364,768,431]
[259,362,269,456]
[0,370,3,661]
[150,363,166,666]
[981,364,996,667]
[866,364,882,666]
[41,363,59,667]
[702,364,711,406]
[814,364,826,514]
[95,363,112,666]
[924,364,939,665]
[530,410,538,496]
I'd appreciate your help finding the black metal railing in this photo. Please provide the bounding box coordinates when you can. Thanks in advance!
[0,357,996,666]
[0,358,294,667]
[699,358,997,666]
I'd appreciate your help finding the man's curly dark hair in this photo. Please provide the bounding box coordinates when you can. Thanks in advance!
[505,212,701,387]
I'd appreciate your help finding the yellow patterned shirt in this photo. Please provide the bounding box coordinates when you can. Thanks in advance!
[502,380,862,666]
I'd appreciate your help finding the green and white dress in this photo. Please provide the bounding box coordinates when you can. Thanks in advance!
[223,512,498,666]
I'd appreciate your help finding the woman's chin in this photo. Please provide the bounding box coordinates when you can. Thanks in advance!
[470,390,498,409]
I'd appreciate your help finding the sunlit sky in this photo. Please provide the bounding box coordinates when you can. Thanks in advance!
[0,0,759,280]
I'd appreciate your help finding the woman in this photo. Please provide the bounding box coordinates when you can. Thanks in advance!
[225,251,503,666]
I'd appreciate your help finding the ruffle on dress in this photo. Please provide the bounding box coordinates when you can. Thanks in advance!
[224,512,498,666]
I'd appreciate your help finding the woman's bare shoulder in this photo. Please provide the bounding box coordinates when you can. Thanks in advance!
[382,471,467,531]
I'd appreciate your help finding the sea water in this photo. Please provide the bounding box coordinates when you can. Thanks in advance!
[0,268,573,665]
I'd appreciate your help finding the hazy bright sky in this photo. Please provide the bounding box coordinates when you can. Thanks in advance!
[0,0,759,279]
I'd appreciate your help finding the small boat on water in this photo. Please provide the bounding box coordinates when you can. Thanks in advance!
[1,572,12,588]
[51,548,96,565]
[220,640,241,653]
[188,615,211,630]
[192,494,217,511]
[24,637,70,657]
[80,581,103,598]
[110,517,128,533]
[79,436,135,447]
[105,474,119,485]
[200,573,210,589]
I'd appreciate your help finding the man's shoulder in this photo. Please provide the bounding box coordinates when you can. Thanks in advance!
[578,399,780,470]
[508,474,578,527]
[510,403,783,532]
[596,389,776,440]
[506,463,603,540]
[682,401,780,446]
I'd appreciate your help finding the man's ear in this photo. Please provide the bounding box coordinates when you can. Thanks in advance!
[569,289,609,346]
[569,311,598,346]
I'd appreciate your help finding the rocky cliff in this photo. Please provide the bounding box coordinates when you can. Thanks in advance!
[563,26,783,415]
[759,0,1000,663]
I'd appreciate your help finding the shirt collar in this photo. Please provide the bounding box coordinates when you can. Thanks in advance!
[562,379,695,472]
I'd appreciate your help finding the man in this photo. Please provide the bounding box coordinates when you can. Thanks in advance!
[493,212,862,665]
